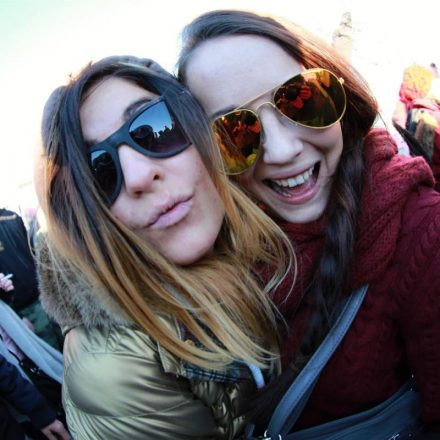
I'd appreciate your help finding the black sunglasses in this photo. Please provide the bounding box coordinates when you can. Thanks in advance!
[88,98,191,205]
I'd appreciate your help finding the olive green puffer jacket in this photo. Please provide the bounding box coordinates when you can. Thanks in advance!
[37,242,275,439]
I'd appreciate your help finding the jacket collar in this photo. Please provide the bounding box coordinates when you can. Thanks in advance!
[36,237,271,383]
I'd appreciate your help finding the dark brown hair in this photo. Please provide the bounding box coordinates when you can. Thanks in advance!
[177,9,378,421]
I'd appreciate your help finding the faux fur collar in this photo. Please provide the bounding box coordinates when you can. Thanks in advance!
[36,237,132,332]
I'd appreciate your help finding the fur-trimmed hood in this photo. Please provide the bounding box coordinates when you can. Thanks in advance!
[35,239,267,439]
[36,237,132,332]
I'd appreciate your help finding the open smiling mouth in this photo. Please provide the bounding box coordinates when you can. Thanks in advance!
[264,163,320,197]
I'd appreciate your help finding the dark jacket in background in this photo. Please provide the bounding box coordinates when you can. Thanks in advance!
[0,353,56,439]
[0,209,39,311]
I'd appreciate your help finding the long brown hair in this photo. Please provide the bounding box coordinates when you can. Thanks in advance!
[39,55,295,371]
[177,9,378,417]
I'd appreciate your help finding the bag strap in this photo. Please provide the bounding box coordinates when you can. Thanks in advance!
[265,284,369,439]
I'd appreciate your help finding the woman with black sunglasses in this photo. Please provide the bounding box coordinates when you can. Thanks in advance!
[177,10,440,438]
[34,55,294,439]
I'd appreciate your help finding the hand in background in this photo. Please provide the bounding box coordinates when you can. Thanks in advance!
[41,418,71,440]
[0,273,14,292]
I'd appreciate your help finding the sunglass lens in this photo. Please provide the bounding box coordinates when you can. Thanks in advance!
[274,70,346,127]
[90,149,118,203]
[213,110,261,174]
[129,100,188,155]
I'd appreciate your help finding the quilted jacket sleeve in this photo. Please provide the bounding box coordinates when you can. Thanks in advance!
[62,325,219,440]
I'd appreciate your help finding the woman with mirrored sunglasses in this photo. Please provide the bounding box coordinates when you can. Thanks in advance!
[177,9,440,437]
[34,55,295,439]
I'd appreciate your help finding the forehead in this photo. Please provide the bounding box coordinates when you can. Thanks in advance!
[185,34,302,115]
[80,77,158,143]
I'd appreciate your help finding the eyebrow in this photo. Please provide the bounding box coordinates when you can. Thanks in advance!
[84,97,154,147]
[209,82,280,120]
[123,97,153,120]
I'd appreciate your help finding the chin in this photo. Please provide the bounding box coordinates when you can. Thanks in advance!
[274,201,327,224]
[165,242,215,266]
[171,253,207,266]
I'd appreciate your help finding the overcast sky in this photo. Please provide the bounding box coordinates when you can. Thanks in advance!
[0,0,438,212]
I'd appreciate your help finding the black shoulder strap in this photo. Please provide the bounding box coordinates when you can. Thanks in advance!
[253,284,368,439]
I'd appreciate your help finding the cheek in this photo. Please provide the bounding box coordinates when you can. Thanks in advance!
[110,201,132,229]
[329,124,343,147]
[323,126,344,165]
[196,165,225,225]
[309,123,343,170]
[192,160,207,182]
[190,151,219,192]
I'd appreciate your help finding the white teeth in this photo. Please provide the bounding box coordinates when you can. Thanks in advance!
[272,166,314,189]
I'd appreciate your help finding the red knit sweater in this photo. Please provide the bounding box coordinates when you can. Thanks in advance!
[273,129,440,430]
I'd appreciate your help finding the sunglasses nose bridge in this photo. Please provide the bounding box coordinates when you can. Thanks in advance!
[112,131,147,156]
[254,102,299,137]
[254,101,277,115]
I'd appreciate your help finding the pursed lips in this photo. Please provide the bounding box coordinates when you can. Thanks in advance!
[145,195,193,229]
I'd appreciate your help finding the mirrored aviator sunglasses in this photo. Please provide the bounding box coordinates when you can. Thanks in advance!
[212,68,347,175]
[88,98,191,205]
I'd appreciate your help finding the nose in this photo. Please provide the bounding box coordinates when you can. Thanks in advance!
[258,105,304,165]
[118,145,163,197]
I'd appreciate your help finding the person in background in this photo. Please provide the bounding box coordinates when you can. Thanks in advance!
[0,210,62,351]
[177,9,440,437]
[0,353,69,440]
[0,209,40,312]
[35,55,294,439]
[0,280,65,439]
[391,63,440,189]
[392,64,435,128]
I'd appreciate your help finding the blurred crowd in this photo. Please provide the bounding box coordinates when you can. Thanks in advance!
[0,208,69,439]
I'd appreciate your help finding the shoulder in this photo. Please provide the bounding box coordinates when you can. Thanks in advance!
[394,189,440,426]
[0,209,25,231]
[63,325,219,439]
[0,209,17,221]
[64,325,168,414]
[400,186,440,240]
[396,186,440,296]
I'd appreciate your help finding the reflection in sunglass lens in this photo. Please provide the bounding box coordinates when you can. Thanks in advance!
[129,100,188,155]
[274,70,345,127]
[213,69,346,175]
[213,110,261,174]
[90,149,117,201]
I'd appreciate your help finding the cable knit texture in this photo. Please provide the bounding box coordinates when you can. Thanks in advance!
[273,128,440,430]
